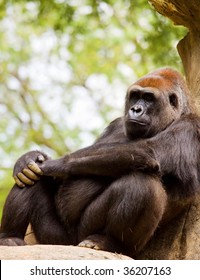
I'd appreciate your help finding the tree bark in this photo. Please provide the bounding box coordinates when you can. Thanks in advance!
[178,33,200,102]
[149,0,200,29]
[138,197,200,259]
[149,0,200,100]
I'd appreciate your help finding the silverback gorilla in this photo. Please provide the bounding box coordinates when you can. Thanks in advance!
[1,68,200,257]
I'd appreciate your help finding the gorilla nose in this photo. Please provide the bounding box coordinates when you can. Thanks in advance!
[131,105,144,116]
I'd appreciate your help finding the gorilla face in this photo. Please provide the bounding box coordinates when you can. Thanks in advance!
[124,68,190,140]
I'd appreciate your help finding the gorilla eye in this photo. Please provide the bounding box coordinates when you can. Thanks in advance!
[169,93,178,108]
[129,91,140,101]
[143,93,154,102]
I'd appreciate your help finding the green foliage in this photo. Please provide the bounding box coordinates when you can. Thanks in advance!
[0,170,12,218]
[0,0,187,217]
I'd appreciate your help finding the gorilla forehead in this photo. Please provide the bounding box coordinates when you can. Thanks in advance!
[135,76,173,91]
[132,68,184,90]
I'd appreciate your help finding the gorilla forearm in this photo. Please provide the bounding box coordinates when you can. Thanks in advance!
[40,144,159,178]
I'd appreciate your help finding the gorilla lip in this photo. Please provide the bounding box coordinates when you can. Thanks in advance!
[128,119,147,126]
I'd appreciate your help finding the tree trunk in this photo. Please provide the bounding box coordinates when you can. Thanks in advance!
[138,197,200,259]
[149,0,200,100]
[143,0,200,259]
[178,33,200,103]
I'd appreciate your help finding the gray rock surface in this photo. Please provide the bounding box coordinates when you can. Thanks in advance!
[0,245,132,260]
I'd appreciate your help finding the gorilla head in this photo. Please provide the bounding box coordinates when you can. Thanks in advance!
[124,68,191,139]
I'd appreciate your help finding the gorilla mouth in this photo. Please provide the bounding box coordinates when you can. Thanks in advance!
[128,119,148,126]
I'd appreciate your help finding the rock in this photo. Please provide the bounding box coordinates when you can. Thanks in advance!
[0,225,132,260]
[0,245,132,260]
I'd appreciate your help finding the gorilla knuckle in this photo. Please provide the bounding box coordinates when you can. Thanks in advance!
[28,161,43,175]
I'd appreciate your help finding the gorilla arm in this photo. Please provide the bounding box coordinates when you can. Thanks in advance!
[39,114,200,193]
[13,114,200,189]
[13,144,159,186]
[39,144,159,178]
[151,114,200,192]
[13,118,159,186]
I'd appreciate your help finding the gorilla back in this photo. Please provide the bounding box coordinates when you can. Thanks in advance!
[1,68,200,258]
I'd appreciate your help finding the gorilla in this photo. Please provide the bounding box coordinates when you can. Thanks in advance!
[1,68,200,257]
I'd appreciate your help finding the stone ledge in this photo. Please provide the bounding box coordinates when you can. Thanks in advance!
[0,245,132,260]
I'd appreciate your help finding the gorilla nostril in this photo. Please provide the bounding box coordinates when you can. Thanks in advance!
[132,105,144,115]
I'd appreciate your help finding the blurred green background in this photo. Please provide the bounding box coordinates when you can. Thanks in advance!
[0,0,186,218]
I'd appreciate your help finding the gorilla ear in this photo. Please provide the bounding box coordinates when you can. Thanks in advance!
[169,93,178,108]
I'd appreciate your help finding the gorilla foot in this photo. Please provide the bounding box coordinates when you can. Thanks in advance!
[78,234,122,253]
[79,239,101,250]
[0,237,26,246]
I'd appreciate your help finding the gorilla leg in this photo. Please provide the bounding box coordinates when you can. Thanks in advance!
[30,178,75,245]
[78,172,167,255]
[0,184,30,245]
[55,177,111,227]
[0,178,71,246]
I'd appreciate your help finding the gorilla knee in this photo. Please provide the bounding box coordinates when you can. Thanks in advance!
[105,173,167,254]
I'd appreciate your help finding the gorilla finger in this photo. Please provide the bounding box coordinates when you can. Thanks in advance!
[13,176,25,188]
[37,154,45,163]
[17,172,35,186]
[28,160,43,175]
[23,168,40,180]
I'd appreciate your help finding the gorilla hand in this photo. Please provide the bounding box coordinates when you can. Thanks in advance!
[13,151,50,188]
